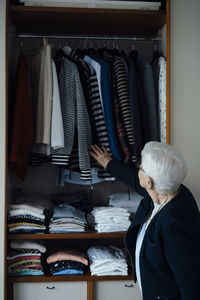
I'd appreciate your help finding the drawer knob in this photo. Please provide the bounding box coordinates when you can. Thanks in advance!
[124,284,134,288]
[46,286,55,290]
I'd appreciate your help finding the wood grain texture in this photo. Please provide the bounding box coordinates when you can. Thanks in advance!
[7,231,126,240]
[7,270,133,283]
[9,6,166,36]
[87,280,93,300]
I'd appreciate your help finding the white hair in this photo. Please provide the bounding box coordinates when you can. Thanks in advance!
[141,141,187,194]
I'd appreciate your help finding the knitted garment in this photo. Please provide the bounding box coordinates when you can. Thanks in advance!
[52,58,92,178]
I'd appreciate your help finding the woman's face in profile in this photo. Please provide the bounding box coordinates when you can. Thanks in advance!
[138,165,147,189]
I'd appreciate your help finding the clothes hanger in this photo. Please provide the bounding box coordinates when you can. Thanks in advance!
[129,42,139,59]
[20,40,23,52]
[43,36,48,47]
[151,43,160,64]
[87,40,96,55]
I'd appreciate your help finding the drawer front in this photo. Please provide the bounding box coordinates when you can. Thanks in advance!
[14,282,87,300]
[94,280,142,300]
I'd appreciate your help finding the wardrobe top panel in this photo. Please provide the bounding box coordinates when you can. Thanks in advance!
[9,6,166,36]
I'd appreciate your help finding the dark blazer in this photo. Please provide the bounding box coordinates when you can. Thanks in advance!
[127,53,147,162]
[107,159,200,300]
[136,54,160,142]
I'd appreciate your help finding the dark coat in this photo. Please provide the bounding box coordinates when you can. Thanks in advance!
[106,159,200,300]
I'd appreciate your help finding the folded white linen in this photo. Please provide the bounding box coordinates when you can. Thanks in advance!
[87,245,126,262]
[89,206,131,232]
[87,245,128,276]
[92,206,129,214]
[95,224,130,232]
[109,192,142,213]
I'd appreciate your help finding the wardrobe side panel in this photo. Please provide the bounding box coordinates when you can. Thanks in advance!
[0,0,7,299]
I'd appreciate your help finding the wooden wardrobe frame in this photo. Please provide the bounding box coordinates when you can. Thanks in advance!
[4,1,170,299]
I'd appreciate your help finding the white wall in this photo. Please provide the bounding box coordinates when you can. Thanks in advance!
[0,0,6,299]
[170,0,200,206]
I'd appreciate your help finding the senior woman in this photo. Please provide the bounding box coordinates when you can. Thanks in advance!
[90,141,200,300]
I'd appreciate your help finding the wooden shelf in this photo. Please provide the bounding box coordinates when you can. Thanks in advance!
[7,231,126,240]
[9,5,166,36]
[7,270,133,282]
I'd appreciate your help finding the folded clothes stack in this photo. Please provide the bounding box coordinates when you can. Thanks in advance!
[87,245,128,276]
[7,240,46,276]
[87,206,131,232]
[108,191,142,213]
[51,192,89,212]
[46,250,88,275]
[49,204,86,233]
[7,194,49,233]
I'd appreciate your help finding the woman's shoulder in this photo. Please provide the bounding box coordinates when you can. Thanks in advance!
[161,185,200,227]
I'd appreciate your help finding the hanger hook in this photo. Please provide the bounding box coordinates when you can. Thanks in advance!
[43,37,48,47]
[132,36,136,50]
[84,38,88,49]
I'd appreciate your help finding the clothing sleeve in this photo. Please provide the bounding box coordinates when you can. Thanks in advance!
[163,216,200,300]
[106,159,147,196]
[74,64,92,173]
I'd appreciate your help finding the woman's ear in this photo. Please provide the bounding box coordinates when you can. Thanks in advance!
[146,176,153,190]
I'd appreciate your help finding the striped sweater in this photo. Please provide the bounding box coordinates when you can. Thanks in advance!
[113,57,136,162]
[52,57,92,179]
[61,48,113,179]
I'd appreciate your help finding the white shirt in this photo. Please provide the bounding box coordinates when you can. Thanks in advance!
[135,202,161,295]
[51,60,64,149]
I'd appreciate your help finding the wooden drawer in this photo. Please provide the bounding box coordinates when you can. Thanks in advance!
[14,282,87,300]
[94,280,142,300]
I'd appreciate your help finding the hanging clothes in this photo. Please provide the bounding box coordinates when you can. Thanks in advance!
[152,55,166,143]
[62,46,97,144]
[29,45,55,163]
[51,60,64,150]
[136,54,160,142]
[158,56,166,144]
[83,55,104,115]
[112,56,136,162]
[56,47,113,180]
[90,54,123,161]
[36,42,53,145]
[9,42,166,184]
[28,44,52,160]
[52,57,92,179]
[9,53,34,180]
[127,53,147,163]
[98,49,131,164]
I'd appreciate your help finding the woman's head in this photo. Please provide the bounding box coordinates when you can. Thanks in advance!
[140,141,187,194]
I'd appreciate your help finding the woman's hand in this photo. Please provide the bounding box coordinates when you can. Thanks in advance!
[89,145,112,169]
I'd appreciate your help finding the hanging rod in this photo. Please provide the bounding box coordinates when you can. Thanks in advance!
[17,34,161,41]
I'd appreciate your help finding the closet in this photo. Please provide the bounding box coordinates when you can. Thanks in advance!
[5,1,170,300]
